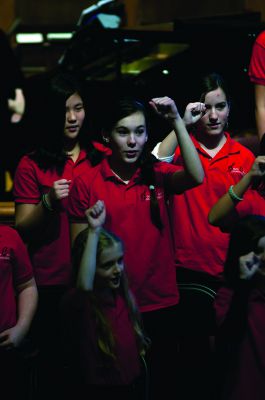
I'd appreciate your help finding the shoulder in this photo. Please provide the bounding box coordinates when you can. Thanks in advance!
[154,160,182,174]
[229,136,256,159]
[0,225,23,247]
[16,154,37,170]
[75,163,102,186]
[255,30,265,47]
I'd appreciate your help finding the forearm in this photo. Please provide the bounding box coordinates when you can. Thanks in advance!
[15,200,56,241]
[255,107,265,140]
[16,279,38,336]
[208,173,252,226]
[172,117,204,183]
[254,84,265,140]
[155,130,178,159]
[76,228,100,291]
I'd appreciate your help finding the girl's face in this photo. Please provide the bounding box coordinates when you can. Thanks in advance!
[197,87,230,137]
[64,92,85,139]
[108,111,148,165]
[96,242,124,290]
[239,235,265,276]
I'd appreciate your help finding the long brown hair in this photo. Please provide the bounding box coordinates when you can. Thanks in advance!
[72,227,150,360]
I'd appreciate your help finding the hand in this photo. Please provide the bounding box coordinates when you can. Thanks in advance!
[85,200,106,230]
[183,102,206,126]
[249,156,265,179]
[239,251,261,280]
[149,97,180,121]
[8,88,25,123]
[48,179,72,203]
[0,325,26,350]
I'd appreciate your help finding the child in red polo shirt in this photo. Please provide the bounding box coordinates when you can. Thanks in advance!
[152,72,256,400]
[68,95,204,399]
[61,200,149,400]
[13,72,96,400]
[0,224,37,400]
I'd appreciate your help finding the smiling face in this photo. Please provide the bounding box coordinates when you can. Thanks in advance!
[95,242,124,290]
[108,110,148,165]
[64,92,85,139]
[197,87,230,137]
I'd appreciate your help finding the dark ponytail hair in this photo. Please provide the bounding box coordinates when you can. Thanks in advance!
[102,96,163,230]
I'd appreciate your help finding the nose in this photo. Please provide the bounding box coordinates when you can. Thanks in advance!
[113,262,122,273]
[67,110,77,122]
[208,107,218,121]
[127,133,136,147]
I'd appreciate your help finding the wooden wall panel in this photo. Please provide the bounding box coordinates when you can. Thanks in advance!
[0,0,15,31]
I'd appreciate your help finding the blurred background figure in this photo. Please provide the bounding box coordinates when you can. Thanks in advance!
[0,28,26,200]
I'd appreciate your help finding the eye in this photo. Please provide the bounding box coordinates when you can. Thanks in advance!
[99,261,113,271]
[116,128,128,136]
[216,102,227,110]
[75,105,84,112]
[117,256,124,265]
[135,127,145,135]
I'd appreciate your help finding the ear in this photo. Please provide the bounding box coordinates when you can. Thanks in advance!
[145,135,148,143]
[102,136,110,143]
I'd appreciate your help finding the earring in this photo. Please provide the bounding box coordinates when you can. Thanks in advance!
[103,137,109,143]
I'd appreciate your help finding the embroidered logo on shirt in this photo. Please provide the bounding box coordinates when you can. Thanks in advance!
[0,247,13,261]
[228,163,245,177]
[141,188,164,201]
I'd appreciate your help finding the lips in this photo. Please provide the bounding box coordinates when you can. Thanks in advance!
[66,125,79,132]
[124,151,138,158]
[111,276,121,286]
[208,124,220,129]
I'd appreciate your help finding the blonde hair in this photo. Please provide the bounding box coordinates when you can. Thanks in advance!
[72,227,150,360]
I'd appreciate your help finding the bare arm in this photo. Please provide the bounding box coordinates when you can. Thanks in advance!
[208,156,265,226]
[15,179,71,241]
[152,102,206,159]
[254,84,265,140]
[76,200,106,291]
[0,278,38,349]
[150,97,204,191]
[8,88,25,123]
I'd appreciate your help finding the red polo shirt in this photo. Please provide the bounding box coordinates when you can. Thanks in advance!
[248,30,265,85]
[68,157,180,312]
[13,149,92,286]
[61,289,141,385]
[170,132,255,278]
[0,225,33,332]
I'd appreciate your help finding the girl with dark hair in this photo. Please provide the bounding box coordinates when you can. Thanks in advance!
[213,215,265,400]
[12,71,97,400]
[61,200,150,399]
[152,72,256,400]
[68,95,204,399]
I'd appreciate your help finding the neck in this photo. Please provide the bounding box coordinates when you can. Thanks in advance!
[196,132,226,151]
[109,157,139,182]
[64,140,80,161]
